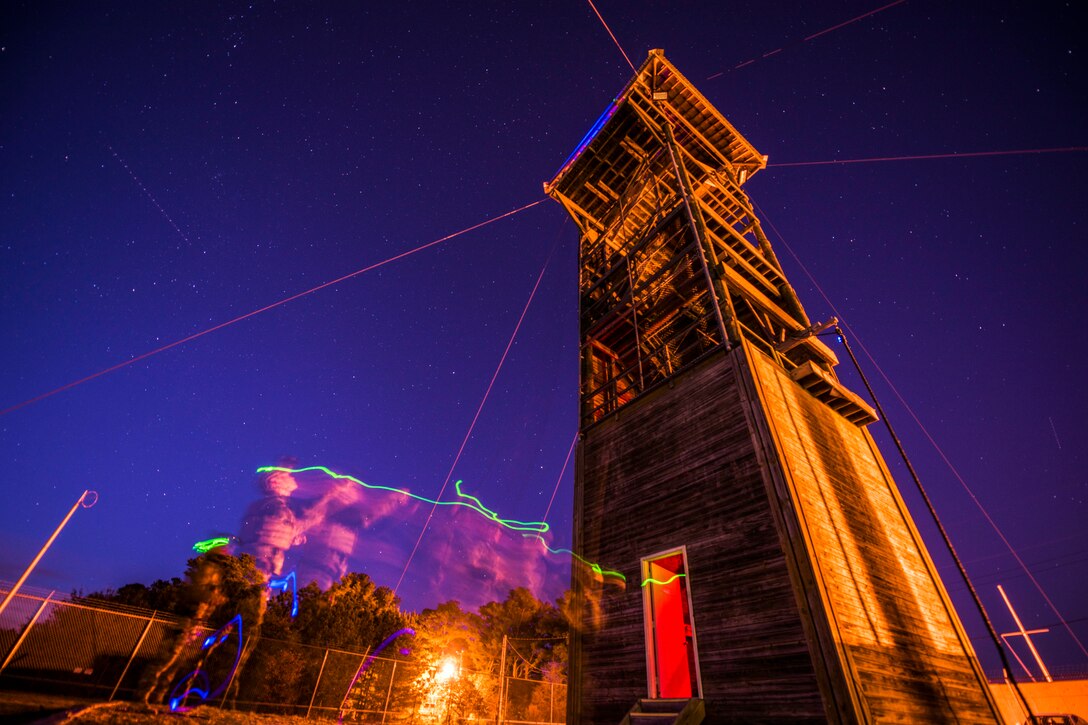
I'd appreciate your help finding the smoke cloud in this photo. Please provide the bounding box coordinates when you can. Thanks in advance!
[235,464,568,611]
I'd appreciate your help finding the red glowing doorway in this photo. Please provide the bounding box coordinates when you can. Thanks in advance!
[642,548,701,699]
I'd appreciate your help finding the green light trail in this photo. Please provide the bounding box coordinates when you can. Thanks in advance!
[523,535,626,583]
[641,573,686,588]
[256,465,549,534]
[192,537,231,553]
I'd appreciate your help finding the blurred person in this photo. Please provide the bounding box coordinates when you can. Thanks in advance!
[237,460,305,579]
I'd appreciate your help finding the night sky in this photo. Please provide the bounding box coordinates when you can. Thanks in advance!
[2,2,1084,675]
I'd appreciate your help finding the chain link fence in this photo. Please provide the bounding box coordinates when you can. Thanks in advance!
[0,584,565,722]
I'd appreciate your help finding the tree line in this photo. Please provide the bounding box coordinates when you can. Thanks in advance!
[83,551,569,719]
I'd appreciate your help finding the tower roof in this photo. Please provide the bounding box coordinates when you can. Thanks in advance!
[545,49,766,213]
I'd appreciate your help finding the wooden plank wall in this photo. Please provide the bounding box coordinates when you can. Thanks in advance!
[574,349,827,724]
[743,344,1002,723]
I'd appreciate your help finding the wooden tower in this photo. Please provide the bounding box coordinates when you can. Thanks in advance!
[545,50,1001,724]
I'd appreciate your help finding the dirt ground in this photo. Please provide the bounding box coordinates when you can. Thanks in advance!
[0,693,320,724]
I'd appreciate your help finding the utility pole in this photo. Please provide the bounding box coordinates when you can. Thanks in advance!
[496,634,507,725]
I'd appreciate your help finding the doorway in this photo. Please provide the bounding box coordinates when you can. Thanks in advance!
[642,547,701,698]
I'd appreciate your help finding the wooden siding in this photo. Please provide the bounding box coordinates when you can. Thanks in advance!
[743,342,1001,723]
[570,342,1002,723]
[573,349,827,724]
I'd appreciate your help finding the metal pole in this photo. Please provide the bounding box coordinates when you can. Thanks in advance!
[110,611,157,701]
[306,648,330,719]
[549,680,554,723]
[338,648,370,721]
[0,490,97,619]
[496,634,507,725]
[380,659,397,725]
[1000,633,1039,681]
[0,591,53,674]
[219,635,254,709]
[998,584,1053,682]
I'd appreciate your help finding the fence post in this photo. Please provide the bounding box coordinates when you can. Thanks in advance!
[337,649,370,721]
[219,635,255,709]
[0,591,53,674]
[109,611,157,701]
[306,648,330,719]
[380,659,397,724]
[549,680,554,723]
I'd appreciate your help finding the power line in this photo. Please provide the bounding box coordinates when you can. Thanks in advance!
[960,535,1087,568]
[393,227,562,597]
[767,146,1088,167]
[541,432,577,525]
[707,0,907,80]
[505,640,553,675]
[0,198,547,418]
[585,0,635,72]
[947,553,1088,592]
[507,635,568,642]
[753,199,1088,661]
[834,326,1033,716]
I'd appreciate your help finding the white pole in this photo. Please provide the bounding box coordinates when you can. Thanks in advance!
[0,490,97,619]
[306,648,330,719]
[0,591,53,674]
[380,659,398,725]
[110,611,157,700]
[497,634,507,725]
[998,584,1053,683]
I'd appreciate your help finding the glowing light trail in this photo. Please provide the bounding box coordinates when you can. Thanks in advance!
[167,614,243,713]
[524,534,626,583]
[268,571,299,617]
[192,537,231,553]
[0,198,546,417]
[641,573,686,588]
[339,628,415,725]
[256,465,549,534]
[552,96,626,191]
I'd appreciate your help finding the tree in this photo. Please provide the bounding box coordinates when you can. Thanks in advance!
[175,552,267,631]
[412,601,486,672]
[480,588,568,677]
[294,572,407,651]
[84,577,186,614]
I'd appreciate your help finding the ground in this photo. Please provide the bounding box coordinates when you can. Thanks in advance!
[0,693,317,724]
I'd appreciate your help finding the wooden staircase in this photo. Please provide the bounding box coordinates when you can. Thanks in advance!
[619,698,705,725]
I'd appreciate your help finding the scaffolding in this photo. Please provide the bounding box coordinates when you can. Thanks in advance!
[546,49,873,427]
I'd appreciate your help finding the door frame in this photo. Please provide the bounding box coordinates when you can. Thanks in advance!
[640,545,703,699]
